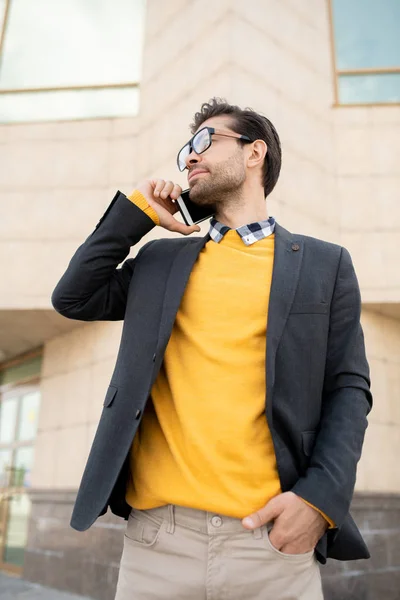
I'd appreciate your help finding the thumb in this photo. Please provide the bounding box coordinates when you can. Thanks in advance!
[242,496,283,530]
[168,219,201,236]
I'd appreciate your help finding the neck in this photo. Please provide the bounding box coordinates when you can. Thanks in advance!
[214,186,269,229]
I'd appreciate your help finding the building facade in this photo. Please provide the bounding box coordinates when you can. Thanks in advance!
[0,1,399,598]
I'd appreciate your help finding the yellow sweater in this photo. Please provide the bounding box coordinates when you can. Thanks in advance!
[124,191,334,527]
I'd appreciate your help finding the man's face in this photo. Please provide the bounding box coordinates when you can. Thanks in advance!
[184,115,247,206]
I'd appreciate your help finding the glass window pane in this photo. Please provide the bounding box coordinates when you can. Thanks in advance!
[4,493,31,567]
[13,447,33,488]
[338,73,400,104]
[17,392,40,442]
[0,397,18,443]
[0,0,146,89]
[0,355,42,387]
[0,85,140,123]
[0,449,13,487]
[332,0,400,69]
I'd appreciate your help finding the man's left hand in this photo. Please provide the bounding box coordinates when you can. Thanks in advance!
[241,492,329,554]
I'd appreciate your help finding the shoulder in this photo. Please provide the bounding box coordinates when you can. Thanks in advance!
[276,221,336,245]
[135,235,198,261]
[145,236,197,251]
[276,221,343,258]
[296,234,355,268]
[276,221,347,272]
[295,233,342,257]
[297,234,348,275]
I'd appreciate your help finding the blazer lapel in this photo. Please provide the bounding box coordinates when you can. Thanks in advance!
[266,222,304,427]
[156,234,210,355]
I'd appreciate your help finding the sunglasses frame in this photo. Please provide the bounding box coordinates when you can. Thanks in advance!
[177,126,252,172]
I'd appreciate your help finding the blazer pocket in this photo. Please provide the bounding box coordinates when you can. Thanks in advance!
[290,302,328,315]
[302,431,317,457]
[103,385,118,407]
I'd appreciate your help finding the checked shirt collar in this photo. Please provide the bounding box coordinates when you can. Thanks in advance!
[208,216,276,246]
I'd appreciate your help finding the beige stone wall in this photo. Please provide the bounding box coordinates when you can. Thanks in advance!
[356,310,400,493]
[0,119,143,310]
[334,107,400,304]
[32,321,122,488]
[0,0,398,492]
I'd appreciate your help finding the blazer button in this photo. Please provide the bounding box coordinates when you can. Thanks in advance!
[292,243,300,251]
[152,353,156,362]
[135,409,142,420]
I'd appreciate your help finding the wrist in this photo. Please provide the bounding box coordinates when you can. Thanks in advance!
[297,496,335,529]
[127,190,160,226]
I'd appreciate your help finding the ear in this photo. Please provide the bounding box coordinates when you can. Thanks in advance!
[247,140,267,169]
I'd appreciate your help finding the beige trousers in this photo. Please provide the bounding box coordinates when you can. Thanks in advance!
[115,504,323,600]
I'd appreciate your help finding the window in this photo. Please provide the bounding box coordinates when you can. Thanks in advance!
[330,0,400,105]
[0,352,42,572]
[0,0,146,123]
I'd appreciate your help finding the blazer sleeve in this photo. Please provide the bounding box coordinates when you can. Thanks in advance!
[51,191,156,321]
[291,246,373,528]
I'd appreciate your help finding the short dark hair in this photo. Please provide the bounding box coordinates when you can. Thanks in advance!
[190,97,282,198]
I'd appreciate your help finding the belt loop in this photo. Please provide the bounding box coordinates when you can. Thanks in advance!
[253,526,263,540]
[166,504,175,534]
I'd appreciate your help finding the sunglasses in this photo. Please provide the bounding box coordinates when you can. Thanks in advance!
[177,126,252,172]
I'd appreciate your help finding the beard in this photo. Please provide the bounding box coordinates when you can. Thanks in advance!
[188,149,246,211]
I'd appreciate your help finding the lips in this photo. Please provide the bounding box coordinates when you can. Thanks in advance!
[188,169,208,181]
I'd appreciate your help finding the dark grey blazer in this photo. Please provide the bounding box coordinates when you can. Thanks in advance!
[51,191,372,565]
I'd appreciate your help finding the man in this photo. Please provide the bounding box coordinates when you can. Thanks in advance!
[52,98,372,600]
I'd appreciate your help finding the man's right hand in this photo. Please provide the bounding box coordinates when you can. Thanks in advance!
[136,179,201,236]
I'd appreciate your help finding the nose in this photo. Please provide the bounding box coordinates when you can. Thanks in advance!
[185,146,201,170]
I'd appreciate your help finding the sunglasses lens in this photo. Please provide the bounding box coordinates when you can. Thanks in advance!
[178,143,190,171]
[193,128,211,154]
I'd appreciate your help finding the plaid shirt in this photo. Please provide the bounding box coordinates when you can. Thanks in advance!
[209,216,276,246]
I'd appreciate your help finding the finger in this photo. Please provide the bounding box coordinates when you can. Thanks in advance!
[170,183,182,200]
[168,219,201,236]
[153,179,165,197]
[269,519,316,553]
[160,180,175,199]
[158,192,180,213]
[242,497,282,529]
[168,198,180,215]
[280,542,315,555]
[268,524,286,551]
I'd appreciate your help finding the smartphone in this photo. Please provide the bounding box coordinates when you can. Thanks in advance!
[175,189,215,226]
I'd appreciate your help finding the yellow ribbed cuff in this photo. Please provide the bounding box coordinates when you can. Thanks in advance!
[300,498,336,529]
[127,190,160,226]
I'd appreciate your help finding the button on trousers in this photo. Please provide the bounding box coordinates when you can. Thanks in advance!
[115,504,323,600]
